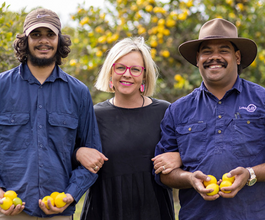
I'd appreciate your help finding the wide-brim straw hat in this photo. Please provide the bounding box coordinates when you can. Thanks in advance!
[178,18,257,69]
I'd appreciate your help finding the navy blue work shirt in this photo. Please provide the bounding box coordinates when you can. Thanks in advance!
[155,76,265,220]
[0,63,102,217]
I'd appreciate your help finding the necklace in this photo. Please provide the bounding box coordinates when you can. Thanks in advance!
[113,95,145,107]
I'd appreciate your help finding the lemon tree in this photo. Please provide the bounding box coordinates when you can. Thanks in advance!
[1,0,265,103]
[0,3,27,71]
[65,0,265,103]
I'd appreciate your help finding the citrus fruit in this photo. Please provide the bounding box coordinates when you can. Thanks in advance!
[220,180,232,193]
[42,196,54,209]
[0,197,13,210]
[203,175,217,187]
[4,190,17,200]
[55,192,67,208]
[206,183,219,196]
[13,197,23,206]
[50,192,60,201]
[222,173,235,183]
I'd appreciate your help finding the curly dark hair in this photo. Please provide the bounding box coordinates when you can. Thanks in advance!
[13,32,71,65]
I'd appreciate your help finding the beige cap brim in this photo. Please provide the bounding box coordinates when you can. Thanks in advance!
[25,23,59,36]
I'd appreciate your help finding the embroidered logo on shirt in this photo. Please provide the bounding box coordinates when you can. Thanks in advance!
[239,104,257,112]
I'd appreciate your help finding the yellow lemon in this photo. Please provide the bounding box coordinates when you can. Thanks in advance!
[0,197,13,210]
[145,5,153,12]
[4,190,17,200]
[161,50,170,58]
[42,196,54,209]
[222,173,235,183]
[96,51,103,57]
[150,40,158,47]
[50,192,60,201]
[80,17,89,26]
[206,183,219,196]
[220,180,232,193]
[55,192,67,208]
[203,175,217,187]
[138,27,146,35]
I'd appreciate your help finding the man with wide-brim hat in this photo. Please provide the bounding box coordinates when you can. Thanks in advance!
[154,18,265,220]
[179,18,257,70]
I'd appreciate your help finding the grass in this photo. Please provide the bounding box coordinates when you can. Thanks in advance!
[74,190,180,220]
[73,194,85,220]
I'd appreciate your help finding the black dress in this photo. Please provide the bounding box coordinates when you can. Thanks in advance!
[81,98,175,220]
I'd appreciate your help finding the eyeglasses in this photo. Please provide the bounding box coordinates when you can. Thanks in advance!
[112,63,145,77]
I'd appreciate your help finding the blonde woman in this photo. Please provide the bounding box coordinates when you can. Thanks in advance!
[75,37,181,220]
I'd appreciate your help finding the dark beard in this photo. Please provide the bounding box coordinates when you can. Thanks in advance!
[28,50,56,67]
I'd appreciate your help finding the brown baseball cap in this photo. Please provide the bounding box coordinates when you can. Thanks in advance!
[178,18,257,69]
[24,8,61,36]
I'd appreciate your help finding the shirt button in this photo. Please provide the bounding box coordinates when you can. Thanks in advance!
[218,130,222,134]
[247,121,250,124]
[188,127,192,131]
[218,115,222,119]
[218,101,222,104]
[11,119,15,123]
[39,125,42,129]
[39,105,42,109]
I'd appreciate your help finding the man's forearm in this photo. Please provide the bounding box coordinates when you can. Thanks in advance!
[160,168,193,189]
[253,163,265,182]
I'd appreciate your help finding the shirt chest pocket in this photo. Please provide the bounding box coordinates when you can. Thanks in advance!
[0,113,30,151]
[232,118,265,158]
[48,113,78,152]
[176,123,207,167]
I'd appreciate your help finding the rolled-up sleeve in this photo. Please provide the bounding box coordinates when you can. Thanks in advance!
[66,88,102,202]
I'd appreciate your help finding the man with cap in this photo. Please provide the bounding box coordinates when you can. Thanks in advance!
[0,8,107,219]
[154,18,265,219]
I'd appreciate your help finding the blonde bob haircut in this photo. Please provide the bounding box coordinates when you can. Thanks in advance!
[95,37,158,96]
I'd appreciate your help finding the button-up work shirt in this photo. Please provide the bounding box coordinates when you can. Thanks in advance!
[0,64,102,217]
[155,76,265,220]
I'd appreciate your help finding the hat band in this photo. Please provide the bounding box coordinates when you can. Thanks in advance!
[202,35,233,39]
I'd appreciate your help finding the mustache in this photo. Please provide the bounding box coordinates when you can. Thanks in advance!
[34,45,54,50]
[203,60,228,68]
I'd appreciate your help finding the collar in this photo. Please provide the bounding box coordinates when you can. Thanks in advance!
[19,63,68,84]
[199,75,242,94]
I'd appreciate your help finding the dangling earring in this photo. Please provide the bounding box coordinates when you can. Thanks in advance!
[109,77,113,89]
[140,82,145,93]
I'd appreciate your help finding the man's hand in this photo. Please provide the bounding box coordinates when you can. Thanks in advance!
[152,152,182,174]
[76,147,108,173]
[190,171,220,201]
[219,167,249,198]
[0,188,25,216]
[39,193,74,215]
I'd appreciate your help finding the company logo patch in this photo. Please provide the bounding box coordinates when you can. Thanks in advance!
[36,14,51,19]
[239,104,257,112]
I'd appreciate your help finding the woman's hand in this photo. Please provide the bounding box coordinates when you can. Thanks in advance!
[152,152,182,174]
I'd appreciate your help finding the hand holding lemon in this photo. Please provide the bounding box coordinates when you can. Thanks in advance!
[40,191,74,215]
[203,175,217,187]
[220,173,235,193]
[0,190,24,210]
[203,173,235,197]
[41,192,68,209]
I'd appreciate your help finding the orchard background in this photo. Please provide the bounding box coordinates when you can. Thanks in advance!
[1,0,265,218]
